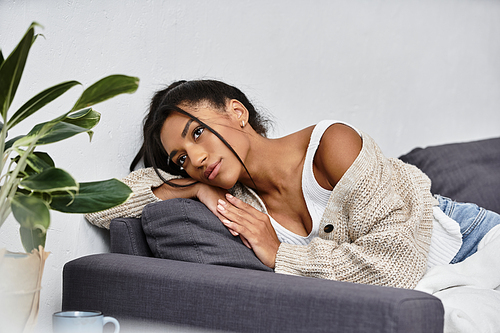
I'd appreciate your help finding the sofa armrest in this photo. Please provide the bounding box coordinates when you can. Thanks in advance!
[110,218,153,257]
[62,254,443,333]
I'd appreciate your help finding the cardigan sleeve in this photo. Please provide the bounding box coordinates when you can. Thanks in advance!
[84,167,181,229]
[84,168,265,229]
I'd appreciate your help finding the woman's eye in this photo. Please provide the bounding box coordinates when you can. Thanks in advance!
[178,155,187,166]
[193,127,204,140]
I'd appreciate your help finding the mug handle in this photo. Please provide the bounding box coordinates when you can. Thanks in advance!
[103,316,120,333]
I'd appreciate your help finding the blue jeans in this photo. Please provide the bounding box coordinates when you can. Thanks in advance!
[436,195,500,264]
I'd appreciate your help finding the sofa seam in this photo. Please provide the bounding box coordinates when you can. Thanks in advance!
[125,220,140,256]
[181,199,204,264]
[143,209,162,259]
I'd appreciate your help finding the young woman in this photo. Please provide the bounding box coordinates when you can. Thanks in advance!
[86,80,500,289]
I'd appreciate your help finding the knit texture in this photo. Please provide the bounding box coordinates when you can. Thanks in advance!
[85,168,176,228]
[274,132,437,289]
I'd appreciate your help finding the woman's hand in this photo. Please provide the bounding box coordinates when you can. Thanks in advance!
[217,193,280,268]
[195,183,230,222]
[196,184,253,248]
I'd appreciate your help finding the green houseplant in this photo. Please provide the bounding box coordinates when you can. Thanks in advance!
[0,22,137,332]
[0,22,136,253]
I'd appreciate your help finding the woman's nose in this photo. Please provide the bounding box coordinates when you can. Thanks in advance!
[188,147,207,168]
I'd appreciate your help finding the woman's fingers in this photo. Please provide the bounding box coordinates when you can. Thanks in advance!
[240,235,252,249]
[221,218,242,235]
[221,219,251,248]
[195,184,240,235]
[217,195,269,234]
[228,228,239,237]
[225,193,257,214]
[218,195,280,268]
[217,195,262,223]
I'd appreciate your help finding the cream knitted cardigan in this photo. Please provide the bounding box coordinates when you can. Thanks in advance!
[274,132,437,289]
[86,132,436,289]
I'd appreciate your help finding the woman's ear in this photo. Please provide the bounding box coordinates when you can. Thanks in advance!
[228,99,249,124]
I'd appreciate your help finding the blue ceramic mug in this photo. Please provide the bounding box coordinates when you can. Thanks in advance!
[52,311,119,333]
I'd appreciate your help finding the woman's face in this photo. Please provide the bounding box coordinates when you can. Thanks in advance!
[160,102,249,189]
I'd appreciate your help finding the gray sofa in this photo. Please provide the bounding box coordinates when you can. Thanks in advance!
[62,137,500,333]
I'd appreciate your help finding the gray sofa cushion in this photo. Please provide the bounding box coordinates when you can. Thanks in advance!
[142,198,273,271]
[399,137,500,214]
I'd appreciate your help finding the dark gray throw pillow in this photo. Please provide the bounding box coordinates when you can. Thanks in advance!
[399,137,500,214]
[142,198,273,271]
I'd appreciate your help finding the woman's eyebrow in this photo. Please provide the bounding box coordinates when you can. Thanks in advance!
[168,118,194,162]
[168,150,178,164]
[181,119,194,138]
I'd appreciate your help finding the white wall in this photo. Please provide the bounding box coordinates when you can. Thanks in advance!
[1,0,499,331]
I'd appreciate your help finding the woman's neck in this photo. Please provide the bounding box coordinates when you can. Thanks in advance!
[238,127,313,197]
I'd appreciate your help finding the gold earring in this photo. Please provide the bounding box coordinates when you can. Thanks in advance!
[240,120,245,128]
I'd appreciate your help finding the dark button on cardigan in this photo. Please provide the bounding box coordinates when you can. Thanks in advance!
[324,224,334,233]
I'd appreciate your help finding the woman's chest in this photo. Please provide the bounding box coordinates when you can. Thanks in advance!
[265,194,313,237]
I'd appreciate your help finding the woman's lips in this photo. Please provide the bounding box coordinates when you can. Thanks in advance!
[205,160,222,180]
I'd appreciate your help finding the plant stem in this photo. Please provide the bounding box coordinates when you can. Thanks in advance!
[0,116,9,177]
[0,140,37,228]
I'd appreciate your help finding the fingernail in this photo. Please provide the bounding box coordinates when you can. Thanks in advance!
[217,204,225,211]
[218,199,226,206]
[222,219,231,225]
[226,193,233,199]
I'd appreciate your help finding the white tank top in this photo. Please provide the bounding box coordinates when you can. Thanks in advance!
[270,120,361,245]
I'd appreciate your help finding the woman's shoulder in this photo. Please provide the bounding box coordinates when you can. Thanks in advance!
[320,122,363,145]
[289,120,361,147]
[283,124,315,144]
[313,122,363,188]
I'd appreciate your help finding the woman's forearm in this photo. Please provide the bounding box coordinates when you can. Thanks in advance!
[152,178,200,200]
[85,167,182,228]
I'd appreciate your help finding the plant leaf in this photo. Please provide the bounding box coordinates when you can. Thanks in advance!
[0,49,4,67]
[72,75,139,111]
[50,178,132,213]
[12,192,50,252]
[63,108,101,130]
[0,22,39,119]
[12,193,50,229]
[20,167,78,193]
[19,226,47,253]
[34,122,93,145]
[10,151,55,176]
[7,80,81,129]
[5,134,25,150]
[11,107,100,147]
[12,122,83,147]
[25,151,55,173]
